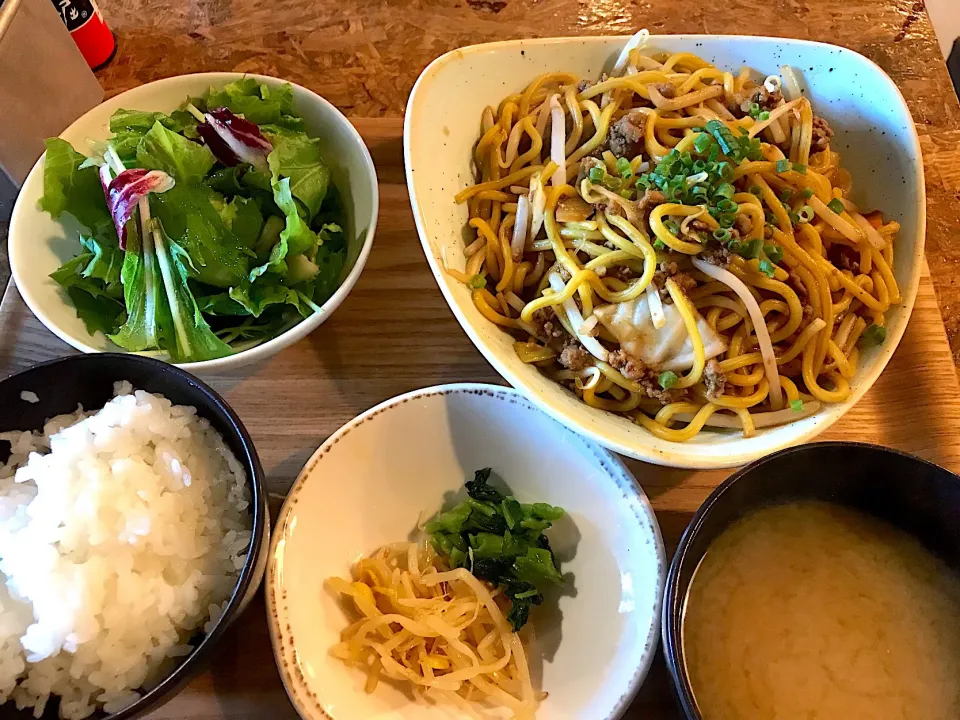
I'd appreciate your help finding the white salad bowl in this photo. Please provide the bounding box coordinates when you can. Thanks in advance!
[404,36,925,469]
[267,383,666,720]
[9,72,378,373]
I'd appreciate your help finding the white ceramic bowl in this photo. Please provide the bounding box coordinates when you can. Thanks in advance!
[10,72,378,373]
[404,36,925,469]
[267,383,666,720]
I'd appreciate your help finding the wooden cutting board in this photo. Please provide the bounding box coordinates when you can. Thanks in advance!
[2,118,960,719]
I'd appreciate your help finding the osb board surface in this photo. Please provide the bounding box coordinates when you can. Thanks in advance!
[3,118,960,719]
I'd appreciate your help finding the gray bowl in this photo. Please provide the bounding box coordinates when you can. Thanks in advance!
[0,354,269,719]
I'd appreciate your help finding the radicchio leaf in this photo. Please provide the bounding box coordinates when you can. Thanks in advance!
[103,168,175,249]
[199,107,272,171]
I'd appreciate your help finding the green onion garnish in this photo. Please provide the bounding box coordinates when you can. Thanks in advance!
[758,259,776,277]
[779,188,793,202]
[797,205,815,223]
[653,238,667,251]
[790,399,804,412]
[469,274,487,289]
[748,184,762,196]
[716,198,738,213]
[758,110,771,122]
[714,183,736,200]
[827,198,845,214]
[693,133,713,153]
[742,238,762,259]
[775,158,790,173]
[659,371,679,390]
[588,166,604,183]
[859,324,887,347]
[616,157,632,178]
[665,219,680,235]
[792,162,807,174]
[749,102,761,117]
[713,228,731,242]
[799,187,815,199]
[788,211,800,225]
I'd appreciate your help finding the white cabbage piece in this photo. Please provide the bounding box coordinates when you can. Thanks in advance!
[594,295,727,372]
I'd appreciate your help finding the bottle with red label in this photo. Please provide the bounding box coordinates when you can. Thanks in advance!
[51,0,115,70]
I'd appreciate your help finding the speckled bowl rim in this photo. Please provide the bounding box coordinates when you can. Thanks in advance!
[265,382,666,720]
[403,34,926,470]
[9,71,379,374]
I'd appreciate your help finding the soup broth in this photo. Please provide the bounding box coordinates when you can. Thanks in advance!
[683,501,960,719]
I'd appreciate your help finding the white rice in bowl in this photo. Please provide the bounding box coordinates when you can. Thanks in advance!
[0,382,252,719]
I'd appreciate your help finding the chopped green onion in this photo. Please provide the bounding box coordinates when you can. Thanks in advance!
[692,159,708,174]
[713,228,731,242]
[797,205,815,223]
[779,188,793,202]
[748,184,762,196]
[658,371,679,390]
[616,157,632,178]
[763,243,784,264]
[859,324,887,347]
[792,162,807,174]
[737,125,750,136]
[758,259,776,277]
[788,211,800,225]
[717,161,734,181]
[588,166,604,183]
[749,102,761,117]
[636,174,652,189]
[790,399,804,412]
[620,189,634,199]
[706,119,738,156]
[758,110,771,122]
[693,133,713,153]
[799,187,815,199]
[714,183,736,200]
[719,214,736,229]
[469,274,487,289]
[653,238,667,251]
[740,238,762,259]
[764,223,775,239]
[716,198,738,213]
[665,219,680,235]
[603,176,623,191]
[775,158,790,173]
[827,198,845,214]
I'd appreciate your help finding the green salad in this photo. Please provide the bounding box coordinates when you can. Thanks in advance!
[426,468,566,631]
[41,79,348,362]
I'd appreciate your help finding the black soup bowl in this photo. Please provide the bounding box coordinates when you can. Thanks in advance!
[662,441,960,719]
[0,354,268,720]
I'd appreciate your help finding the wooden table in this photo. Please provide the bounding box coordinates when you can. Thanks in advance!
[2,2,960,717]
[4,115,960,718]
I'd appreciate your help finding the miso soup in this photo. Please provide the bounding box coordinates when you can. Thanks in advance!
[683,501,960,719]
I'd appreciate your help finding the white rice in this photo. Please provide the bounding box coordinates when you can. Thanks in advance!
[0,382,252,719]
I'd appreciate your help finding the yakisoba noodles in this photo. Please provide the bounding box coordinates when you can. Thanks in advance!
[450,31,901,442]
[327,542,540,718]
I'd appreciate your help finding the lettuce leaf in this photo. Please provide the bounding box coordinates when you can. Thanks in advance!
[150,184,250,288]
[78,233,123,284]
[150,220,233,362]
[202,79,301,128]
[50,255,125,336]
[110,228,164,352]
[136,121,216,185]
[266,129,330,220]
[39,138,112,234]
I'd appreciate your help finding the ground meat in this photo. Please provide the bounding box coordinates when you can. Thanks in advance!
[532,307,566,343]
[608,350,685,404]
[703,359,726,400]
[577,79,593,93]
[741,85,782,114]
[558,341,592,371]
[635,188,666,228]
[608,110,648,159]
[607,265,639,282]
[576,157,606,188]
[828,244,860,274]
[802,304,814,321]
[653,83,676,99]
[682,218,714,243]
[652,262,697,300]
[811,115,834,152]
[699,246,732,267]
[735,214,753,237]
[787,271,809,301]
